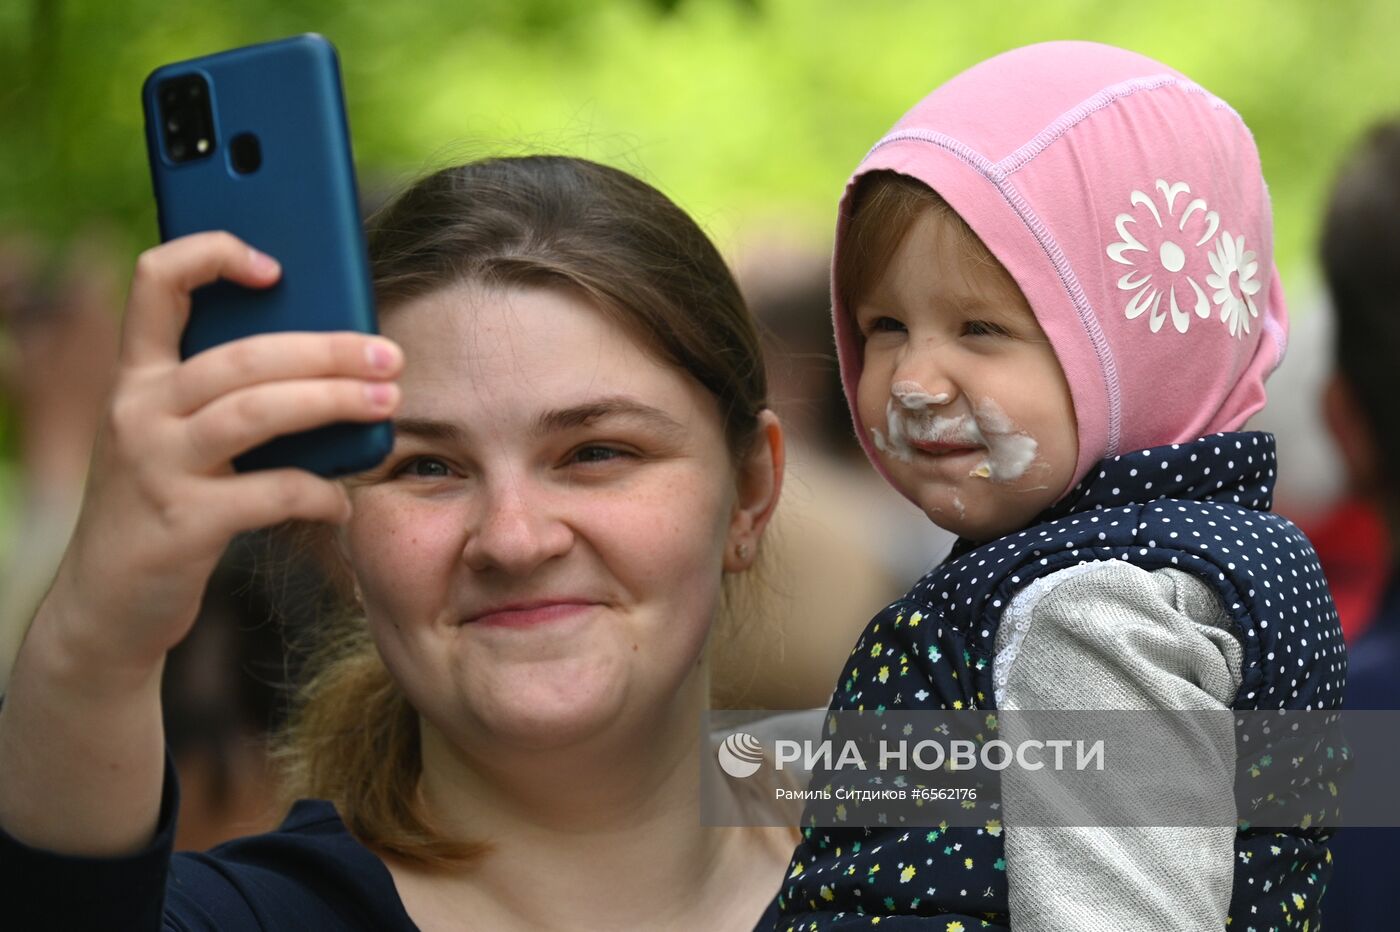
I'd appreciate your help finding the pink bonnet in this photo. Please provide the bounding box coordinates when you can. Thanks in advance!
[833,41,1286,499]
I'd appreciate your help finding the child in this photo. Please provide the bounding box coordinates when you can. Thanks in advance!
[772,42,1344,930]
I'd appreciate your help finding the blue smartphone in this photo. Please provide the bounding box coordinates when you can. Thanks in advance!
[142,34,392,477]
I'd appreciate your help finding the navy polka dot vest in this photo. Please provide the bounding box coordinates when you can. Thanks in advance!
[772,432,1345,931]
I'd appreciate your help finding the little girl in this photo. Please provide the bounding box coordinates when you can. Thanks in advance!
[771,42,1344,930]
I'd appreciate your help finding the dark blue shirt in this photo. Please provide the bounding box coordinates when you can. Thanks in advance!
[1,745,786,930]
[2,748,418,930]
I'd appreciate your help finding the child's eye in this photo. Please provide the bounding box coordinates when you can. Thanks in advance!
[964,320,1009,337]
[866,316,907,335]
[393,456,453,479]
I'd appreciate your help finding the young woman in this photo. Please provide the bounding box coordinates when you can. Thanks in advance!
[0,156,792,931]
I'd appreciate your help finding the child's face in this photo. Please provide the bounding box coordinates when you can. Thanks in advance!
[854,207,1078,542]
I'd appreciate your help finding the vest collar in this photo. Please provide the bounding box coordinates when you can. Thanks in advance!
[951,431,1277,560]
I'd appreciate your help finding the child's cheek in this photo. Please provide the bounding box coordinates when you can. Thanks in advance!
[857,368,902,463]
[856,365,882,442]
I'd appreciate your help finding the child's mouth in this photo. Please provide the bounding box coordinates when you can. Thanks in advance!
[910,439,982,457]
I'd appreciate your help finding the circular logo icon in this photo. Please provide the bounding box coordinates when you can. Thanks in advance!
[717,731,764,779]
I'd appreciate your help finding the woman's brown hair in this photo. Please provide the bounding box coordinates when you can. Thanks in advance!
[269,156,770,869]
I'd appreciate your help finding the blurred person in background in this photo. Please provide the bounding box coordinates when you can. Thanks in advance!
[0,230,120,689]
[159,534,329,851]
[1248,282,1392,644]
[1316,117,1400,931]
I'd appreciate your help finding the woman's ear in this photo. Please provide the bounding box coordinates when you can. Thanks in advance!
[725,409,785,573]
[1322,371,1380,497]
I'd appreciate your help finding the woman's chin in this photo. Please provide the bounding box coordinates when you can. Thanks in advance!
[467,677,628,751]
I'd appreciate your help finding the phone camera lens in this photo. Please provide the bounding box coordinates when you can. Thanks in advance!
[159,74,214,164]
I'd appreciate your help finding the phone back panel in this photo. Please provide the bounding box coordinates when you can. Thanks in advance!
[142,35,391,476]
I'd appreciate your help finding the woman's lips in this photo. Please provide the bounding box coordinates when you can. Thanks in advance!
[467,601,598,629]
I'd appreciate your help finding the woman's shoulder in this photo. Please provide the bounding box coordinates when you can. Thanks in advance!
[1,745,419,931]
[217,796,348,841]
[178,796,418,930]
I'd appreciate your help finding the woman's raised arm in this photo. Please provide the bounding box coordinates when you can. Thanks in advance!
[0,232,401,856]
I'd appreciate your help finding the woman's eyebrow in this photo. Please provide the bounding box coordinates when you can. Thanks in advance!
[535,397,688,438]
[391,399,688,445]
[392,417,466,444]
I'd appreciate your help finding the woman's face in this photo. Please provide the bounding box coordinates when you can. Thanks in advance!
[344,283,764,752]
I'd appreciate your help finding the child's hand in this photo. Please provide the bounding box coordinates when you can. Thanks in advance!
[45,231,402,674]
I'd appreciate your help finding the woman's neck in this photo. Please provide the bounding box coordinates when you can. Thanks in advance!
[392,677,788,931]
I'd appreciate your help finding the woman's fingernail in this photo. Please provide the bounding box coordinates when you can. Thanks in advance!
[366,341,397,370]
[248,247,280,276]
[365,381,397,406]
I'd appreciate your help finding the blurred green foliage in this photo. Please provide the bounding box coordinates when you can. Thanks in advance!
[4,0,1398,271]
[0,0,1397,488]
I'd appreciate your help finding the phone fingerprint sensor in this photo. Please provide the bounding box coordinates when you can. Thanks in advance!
[230,133,262,174]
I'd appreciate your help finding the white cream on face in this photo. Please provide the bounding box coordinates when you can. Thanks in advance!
[870,383,1039,482]
[968,397,1038,481]
[892,379,950,409]
[871,400,976,464]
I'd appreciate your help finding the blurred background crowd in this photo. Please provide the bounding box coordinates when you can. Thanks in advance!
[1,0,1397,922]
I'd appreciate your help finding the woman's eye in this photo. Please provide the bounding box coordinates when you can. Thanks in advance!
[569,445,633,466]
[964,320,1009,337]
[866,316,907,335]
[394,456,452,479]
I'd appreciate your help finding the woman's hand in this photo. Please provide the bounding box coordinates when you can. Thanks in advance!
[49,230,402,672]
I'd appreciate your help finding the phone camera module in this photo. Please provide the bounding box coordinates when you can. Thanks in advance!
[158,74,215,164]
[229,133,262,174]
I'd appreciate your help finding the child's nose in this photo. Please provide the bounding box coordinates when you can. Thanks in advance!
[890,372,958,411]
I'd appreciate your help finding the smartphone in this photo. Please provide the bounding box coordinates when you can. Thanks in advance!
[142,34,392,477]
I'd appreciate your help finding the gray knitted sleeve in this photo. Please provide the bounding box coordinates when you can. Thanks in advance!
[992,560,1244,931]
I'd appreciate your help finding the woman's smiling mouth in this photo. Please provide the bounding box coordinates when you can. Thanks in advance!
[465,600,600,628]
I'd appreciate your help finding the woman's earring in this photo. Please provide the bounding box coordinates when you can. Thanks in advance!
[736,542,751,560]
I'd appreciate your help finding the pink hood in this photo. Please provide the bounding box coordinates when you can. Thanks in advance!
[833,41,1287,500]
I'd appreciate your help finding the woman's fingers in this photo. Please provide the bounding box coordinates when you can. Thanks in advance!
[171,330,402,415]
[182,377,399,470]
[120,232,281,367]
[209,468,354,534]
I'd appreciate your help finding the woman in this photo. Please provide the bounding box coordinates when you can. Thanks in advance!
[0,156,792,930]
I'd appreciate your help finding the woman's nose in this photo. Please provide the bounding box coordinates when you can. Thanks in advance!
[461,476,573,575]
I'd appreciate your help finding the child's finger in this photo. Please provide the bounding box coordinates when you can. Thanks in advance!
[120,232,281,367]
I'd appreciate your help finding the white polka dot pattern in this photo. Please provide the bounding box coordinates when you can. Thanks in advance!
[777,432,1343,931]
